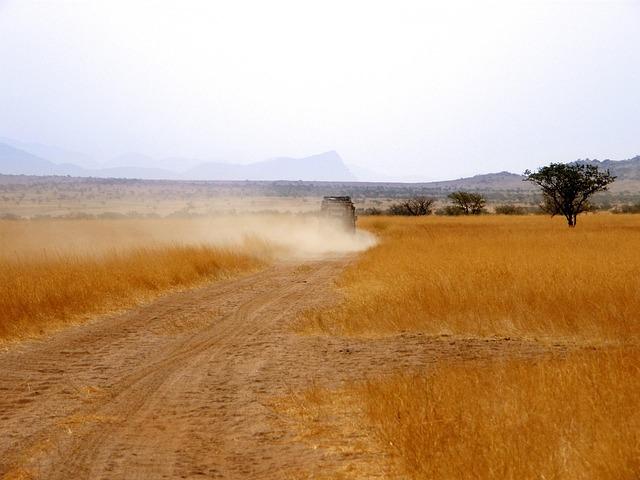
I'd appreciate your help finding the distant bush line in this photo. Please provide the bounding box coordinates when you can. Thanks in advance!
[611,203,640,214]
[358,199,640,216]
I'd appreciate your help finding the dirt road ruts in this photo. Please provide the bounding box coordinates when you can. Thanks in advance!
[0,258,567,479]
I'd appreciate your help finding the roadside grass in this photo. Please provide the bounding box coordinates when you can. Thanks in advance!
[360,347,640,479]
[290,347,639,480]
[293,214,640,478]
[0,212,372,342]
[0,218,277,341]
[301,214,640,341]
[0,244,264,341]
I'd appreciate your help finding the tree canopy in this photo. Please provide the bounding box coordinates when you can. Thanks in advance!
[524,163,615,227]
[447,191,486,215]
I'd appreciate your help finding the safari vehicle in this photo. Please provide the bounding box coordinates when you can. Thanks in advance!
[320,196,357,232]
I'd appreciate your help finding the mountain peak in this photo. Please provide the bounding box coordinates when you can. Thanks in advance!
[188,151,355,181]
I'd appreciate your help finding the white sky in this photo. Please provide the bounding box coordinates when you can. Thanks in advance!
[0,0,638,180]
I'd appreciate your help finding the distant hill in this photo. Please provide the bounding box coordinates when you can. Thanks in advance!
[412,157,640,193]
[0,142,356,182]
[577,156,640,178]
[1,135,639,188]
[186,151,355,181]
[418,171,532,191]
[0,142,73,175]
[0,137,96,168]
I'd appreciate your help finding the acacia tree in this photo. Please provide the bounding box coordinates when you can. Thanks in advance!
[447,191,486,215]
[388,196,434,216]
[524,163,615,227]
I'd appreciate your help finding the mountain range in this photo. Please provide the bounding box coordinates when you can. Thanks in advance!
[0,140,357,182]
[1,137,639,188]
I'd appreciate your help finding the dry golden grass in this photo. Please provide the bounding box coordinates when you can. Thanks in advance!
[0,213,372,341]
[0,245,264,340]
[360,348,640,479]
[0,218,273,341]
[303,214,640,341]
[292,214,640,478]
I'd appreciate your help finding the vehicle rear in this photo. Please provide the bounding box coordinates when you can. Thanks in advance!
[320,196,357,232]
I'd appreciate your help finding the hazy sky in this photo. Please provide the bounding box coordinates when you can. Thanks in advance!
[0,0,638,180]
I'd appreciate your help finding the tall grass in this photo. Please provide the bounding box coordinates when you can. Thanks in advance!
[0,245,264,340]
[292,215,640,478]
[303,215,640,341]
[360,348,640,479]
[0,218,274,341]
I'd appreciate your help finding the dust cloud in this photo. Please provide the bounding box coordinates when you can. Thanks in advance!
[0,214,377,261]
[191,214,378,260]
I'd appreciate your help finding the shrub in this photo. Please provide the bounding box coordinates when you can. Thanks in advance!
[494,204,526,215]
[387,197,434,216]
[447,191,486,215]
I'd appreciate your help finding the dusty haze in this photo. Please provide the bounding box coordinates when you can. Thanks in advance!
[0,214,377,262]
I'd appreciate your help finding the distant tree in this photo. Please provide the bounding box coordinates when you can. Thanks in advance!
[447,191,486,215]
[524,163,615,227]
[387,196,435,216]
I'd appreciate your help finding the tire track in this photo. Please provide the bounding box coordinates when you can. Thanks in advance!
[0,257,565,479]
[0,262,339,479]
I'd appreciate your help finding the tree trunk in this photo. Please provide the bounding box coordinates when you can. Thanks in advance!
[567,215,576,227]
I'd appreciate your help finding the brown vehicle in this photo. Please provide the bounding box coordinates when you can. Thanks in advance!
[320,196,357,232]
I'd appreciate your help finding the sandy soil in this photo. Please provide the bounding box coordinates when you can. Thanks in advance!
[0,258,569,479]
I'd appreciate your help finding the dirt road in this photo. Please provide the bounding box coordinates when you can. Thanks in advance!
[0,258,565,479]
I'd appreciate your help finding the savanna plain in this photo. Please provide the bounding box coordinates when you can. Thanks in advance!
[296,215,640,479]
[0,213,638,479]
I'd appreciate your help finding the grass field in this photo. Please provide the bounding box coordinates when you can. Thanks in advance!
[0,244,265,341]
[296,214,640,479]
[0,214,373,341]
[359,347,639,479]
[5,213,639,476]
[303,214,640,341]
[0,218,272,341]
